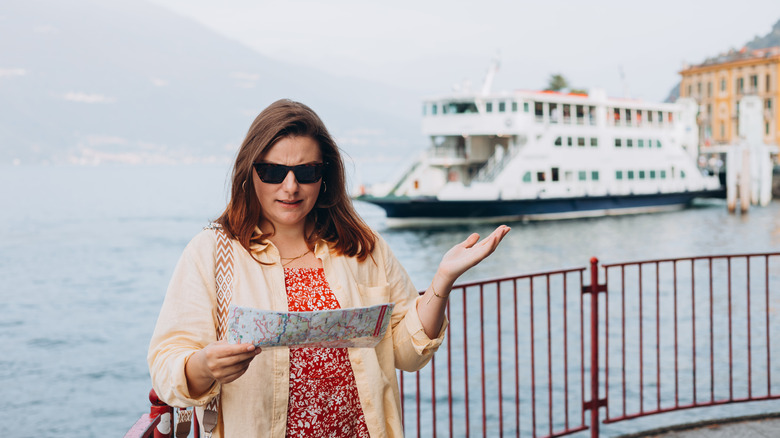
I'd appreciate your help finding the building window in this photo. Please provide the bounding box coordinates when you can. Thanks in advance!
[697,82,702,96]
[708,82,712,97]
[750,75,758,91]
[721,78,726,92]
[766,98,773,110]
[687,84,692,96]
[498,102,506,112]
[720,123,725,138]
[767,74,772,92]
[615,138,622,147]
[767,122,771,135]
[737,77,744,94]
[590,138,598,147]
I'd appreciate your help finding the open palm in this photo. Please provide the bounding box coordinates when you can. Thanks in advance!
[438,225,511,282]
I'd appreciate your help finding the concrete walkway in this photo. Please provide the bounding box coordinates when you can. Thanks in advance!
[619,414,780,437]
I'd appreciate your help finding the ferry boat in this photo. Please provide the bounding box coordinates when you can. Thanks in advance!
[357,67,724,227]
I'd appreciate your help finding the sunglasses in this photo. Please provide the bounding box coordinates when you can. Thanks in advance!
[252,162,325,184]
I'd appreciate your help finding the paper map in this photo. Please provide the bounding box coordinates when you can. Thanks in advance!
[226,303,395,348]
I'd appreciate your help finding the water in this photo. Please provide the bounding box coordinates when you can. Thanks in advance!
[1,164,779,437]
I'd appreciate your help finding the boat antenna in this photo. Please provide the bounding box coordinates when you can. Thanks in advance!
[619,64,630,98]
[481,53,501,95]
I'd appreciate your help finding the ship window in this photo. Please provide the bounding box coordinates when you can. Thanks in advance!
[442,104,449,114]
[578,171,586,181]
[668,112,673,123]
[650,170,656,179]
[555,136,562,146]
[591,138,598,147]
[627,171,635,180]
[537,171,546,182]
[616,170,623,180]
[660,170,667,179]
[522,171,532,182]
[681,170,686,179]
[512,101,518,112]
[626,109,632,123]
[613,108,621,123]
[639,170,646,179]
[535,102,543,117]
[615,138,622,147]
[486,102,493,112]
[648,111,653,122]
[591,171,599,181]
[576,105,584,122]
[499,102,506,112]
[524,102,530,112]
[552,167,560,182]
[567,137,573,147]
[657,111,663,124]
[656,140,662,148]
[431,104,438,115]
[450,102,478,113]
[636,110,643,124]
[549,103,558,123]
[563,104,571,122]
[589,106,596,125]
[422,104,426,116]
[627,139,633,148]
[578,137,585,147]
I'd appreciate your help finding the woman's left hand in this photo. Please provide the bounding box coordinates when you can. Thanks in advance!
[437,225,511,283]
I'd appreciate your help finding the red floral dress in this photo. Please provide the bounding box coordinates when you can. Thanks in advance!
[284,268,370,438]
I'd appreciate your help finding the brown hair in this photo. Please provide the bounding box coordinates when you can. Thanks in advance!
[216,99,376,261]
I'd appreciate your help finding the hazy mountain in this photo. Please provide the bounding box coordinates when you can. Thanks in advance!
[0,0,422,165]
[745,19,780,50]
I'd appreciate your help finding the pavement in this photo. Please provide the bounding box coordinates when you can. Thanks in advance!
[618,414,780,437]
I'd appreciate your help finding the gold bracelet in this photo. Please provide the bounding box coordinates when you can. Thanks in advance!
[426,282,449,304]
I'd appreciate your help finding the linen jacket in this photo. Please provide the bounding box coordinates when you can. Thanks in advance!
[148,228,448,437]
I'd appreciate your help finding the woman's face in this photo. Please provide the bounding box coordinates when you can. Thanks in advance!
[253,135,324,233]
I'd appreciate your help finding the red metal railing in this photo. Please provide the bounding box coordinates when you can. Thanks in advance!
[127,252,780,437]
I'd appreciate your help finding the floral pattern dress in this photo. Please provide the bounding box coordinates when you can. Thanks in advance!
[284,267,370,437]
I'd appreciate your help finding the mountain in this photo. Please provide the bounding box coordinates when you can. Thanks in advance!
[0,0,422,165]
[745,19,780,50]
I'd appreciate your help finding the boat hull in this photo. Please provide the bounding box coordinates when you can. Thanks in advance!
[358,189,726,227]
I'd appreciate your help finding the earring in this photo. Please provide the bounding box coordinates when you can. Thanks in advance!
[322,181,327,193]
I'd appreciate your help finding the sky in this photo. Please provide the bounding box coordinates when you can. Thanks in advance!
[147,0,780,102]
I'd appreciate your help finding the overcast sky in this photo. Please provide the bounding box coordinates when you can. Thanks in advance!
[148,1,778,102]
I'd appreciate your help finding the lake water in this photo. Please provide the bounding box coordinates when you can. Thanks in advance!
[2,164,779,437]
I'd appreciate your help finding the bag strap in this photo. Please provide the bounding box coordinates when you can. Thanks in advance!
[175,223,234,438]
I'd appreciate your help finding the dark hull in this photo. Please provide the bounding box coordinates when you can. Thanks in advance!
[358,189,726,226]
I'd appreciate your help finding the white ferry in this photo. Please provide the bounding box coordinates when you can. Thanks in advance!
[357,69,724,227]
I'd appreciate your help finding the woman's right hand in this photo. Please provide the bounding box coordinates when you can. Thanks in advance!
[185,341,261,397]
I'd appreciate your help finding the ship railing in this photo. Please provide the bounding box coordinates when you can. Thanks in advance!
[126,252,780,437]
[474,144,520,182]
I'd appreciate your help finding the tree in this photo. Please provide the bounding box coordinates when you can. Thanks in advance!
[546,74,568,92]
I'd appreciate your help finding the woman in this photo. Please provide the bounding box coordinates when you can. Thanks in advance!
[148,99,510,437]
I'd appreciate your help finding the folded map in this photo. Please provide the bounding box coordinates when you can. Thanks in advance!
[226,303,395,348]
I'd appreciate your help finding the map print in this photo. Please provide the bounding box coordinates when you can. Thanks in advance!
[226,303,395,348]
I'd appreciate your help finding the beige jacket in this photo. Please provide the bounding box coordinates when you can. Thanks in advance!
[148,228,447,437]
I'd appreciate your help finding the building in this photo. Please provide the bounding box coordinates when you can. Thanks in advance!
[679,46,780,147]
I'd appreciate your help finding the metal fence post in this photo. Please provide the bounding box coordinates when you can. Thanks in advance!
[583,257,607,437]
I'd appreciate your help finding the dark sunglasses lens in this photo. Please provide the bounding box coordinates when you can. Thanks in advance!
[293,166,321,183]
[256,164,287,183]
